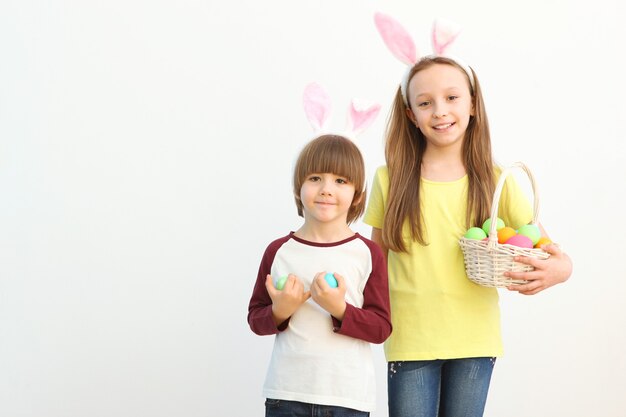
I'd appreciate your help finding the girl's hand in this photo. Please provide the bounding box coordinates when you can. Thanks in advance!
[310,272,347,321]
[265,274,311,326]
[504,244,573,295]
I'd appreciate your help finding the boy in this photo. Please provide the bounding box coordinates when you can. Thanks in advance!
[248,135,392,416]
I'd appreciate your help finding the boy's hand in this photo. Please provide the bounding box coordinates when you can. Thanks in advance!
[265,274,311,326]
[310,272,347,321]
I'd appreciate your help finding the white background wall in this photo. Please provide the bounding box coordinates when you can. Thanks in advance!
[1,1,625,416]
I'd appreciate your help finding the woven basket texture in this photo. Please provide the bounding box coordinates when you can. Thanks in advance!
[459,162,550,288]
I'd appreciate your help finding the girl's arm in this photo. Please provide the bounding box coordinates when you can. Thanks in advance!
[371,227,388,262]
[504,223,573,295]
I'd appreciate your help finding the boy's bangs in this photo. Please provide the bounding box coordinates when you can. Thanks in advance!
[303,146,357,182]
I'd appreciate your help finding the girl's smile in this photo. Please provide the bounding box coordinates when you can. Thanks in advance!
[432,122,455,131]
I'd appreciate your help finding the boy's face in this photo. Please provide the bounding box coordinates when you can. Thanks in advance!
[299,172,356,227]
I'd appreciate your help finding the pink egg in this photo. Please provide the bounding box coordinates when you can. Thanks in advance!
[505,234,533,248]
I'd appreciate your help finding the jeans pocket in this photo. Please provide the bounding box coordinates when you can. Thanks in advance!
[265,398,280,408]
[388,361,403,378]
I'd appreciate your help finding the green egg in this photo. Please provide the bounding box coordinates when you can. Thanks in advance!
[517,224,541,245]
[275,275,288,290]
[482,217,505,235]
[464,227,487,240]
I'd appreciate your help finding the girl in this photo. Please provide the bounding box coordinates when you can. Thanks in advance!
[248,134,392,416]
[365,14,573,417]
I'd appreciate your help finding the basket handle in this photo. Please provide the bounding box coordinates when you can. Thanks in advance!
[487,162,539,250]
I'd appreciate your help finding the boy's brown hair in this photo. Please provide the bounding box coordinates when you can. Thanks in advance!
[293,135,366,224]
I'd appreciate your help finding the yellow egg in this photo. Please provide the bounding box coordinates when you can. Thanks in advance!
[534,237,552,248]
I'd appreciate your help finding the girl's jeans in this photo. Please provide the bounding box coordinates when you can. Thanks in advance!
[387,357,496,417]
[265,398,369,417]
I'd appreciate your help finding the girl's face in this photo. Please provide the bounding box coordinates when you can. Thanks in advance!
[299,172,357,228]
[406,63,474,151]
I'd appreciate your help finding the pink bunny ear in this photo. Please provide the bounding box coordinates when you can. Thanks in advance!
[303,82,331,131]
[374,12,418,65]
[432,18,462,56]
[347,99,381,136]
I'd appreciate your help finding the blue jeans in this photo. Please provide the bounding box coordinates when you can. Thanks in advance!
[265,398,369,417]
[387,357,496,417]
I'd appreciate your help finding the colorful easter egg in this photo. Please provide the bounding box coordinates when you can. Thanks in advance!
[275,275,288,290]
[324,272,338,288]
[482,217,505,235]
[464,227,487,240]
[517,224,541,245]
[534,236,552,248]
[497,226,517,244]
[505,234,533,248]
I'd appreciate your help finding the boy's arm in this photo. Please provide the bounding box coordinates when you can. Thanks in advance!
[332,242,392,344]
[247,248,288,335]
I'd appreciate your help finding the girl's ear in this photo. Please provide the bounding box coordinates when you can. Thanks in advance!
[405,107,417,125]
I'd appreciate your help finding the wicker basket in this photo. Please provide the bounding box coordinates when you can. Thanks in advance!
[459,162,550,287]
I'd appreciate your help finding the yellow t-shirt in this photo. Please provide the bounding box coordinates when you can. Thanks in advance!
[364,166,533,360]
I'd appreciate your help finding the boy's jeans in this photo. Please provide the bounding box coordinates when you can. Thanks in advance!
[265,398,369,417]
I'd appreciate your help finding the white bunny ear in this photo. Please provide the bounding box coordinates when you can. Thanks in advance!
[303,82,331,132]
[347,99,381,136]
[432,18,462,56]
[374,12,418,65]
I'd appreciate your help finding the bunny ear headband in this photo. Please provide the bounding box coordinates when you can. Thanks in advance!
[303,82,381,140]
[373,12,474,106]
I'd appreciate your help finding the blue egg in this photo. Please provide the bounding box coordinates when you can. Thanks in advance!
[324,272,338,288]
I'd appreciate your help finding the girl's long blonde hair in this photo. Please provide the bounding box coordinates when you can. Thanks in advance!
[383,57,495,253]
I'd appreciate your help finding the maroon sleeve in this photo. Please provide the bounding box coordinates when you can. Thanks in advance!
[247,236,290,335]
[332,237,392,344]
